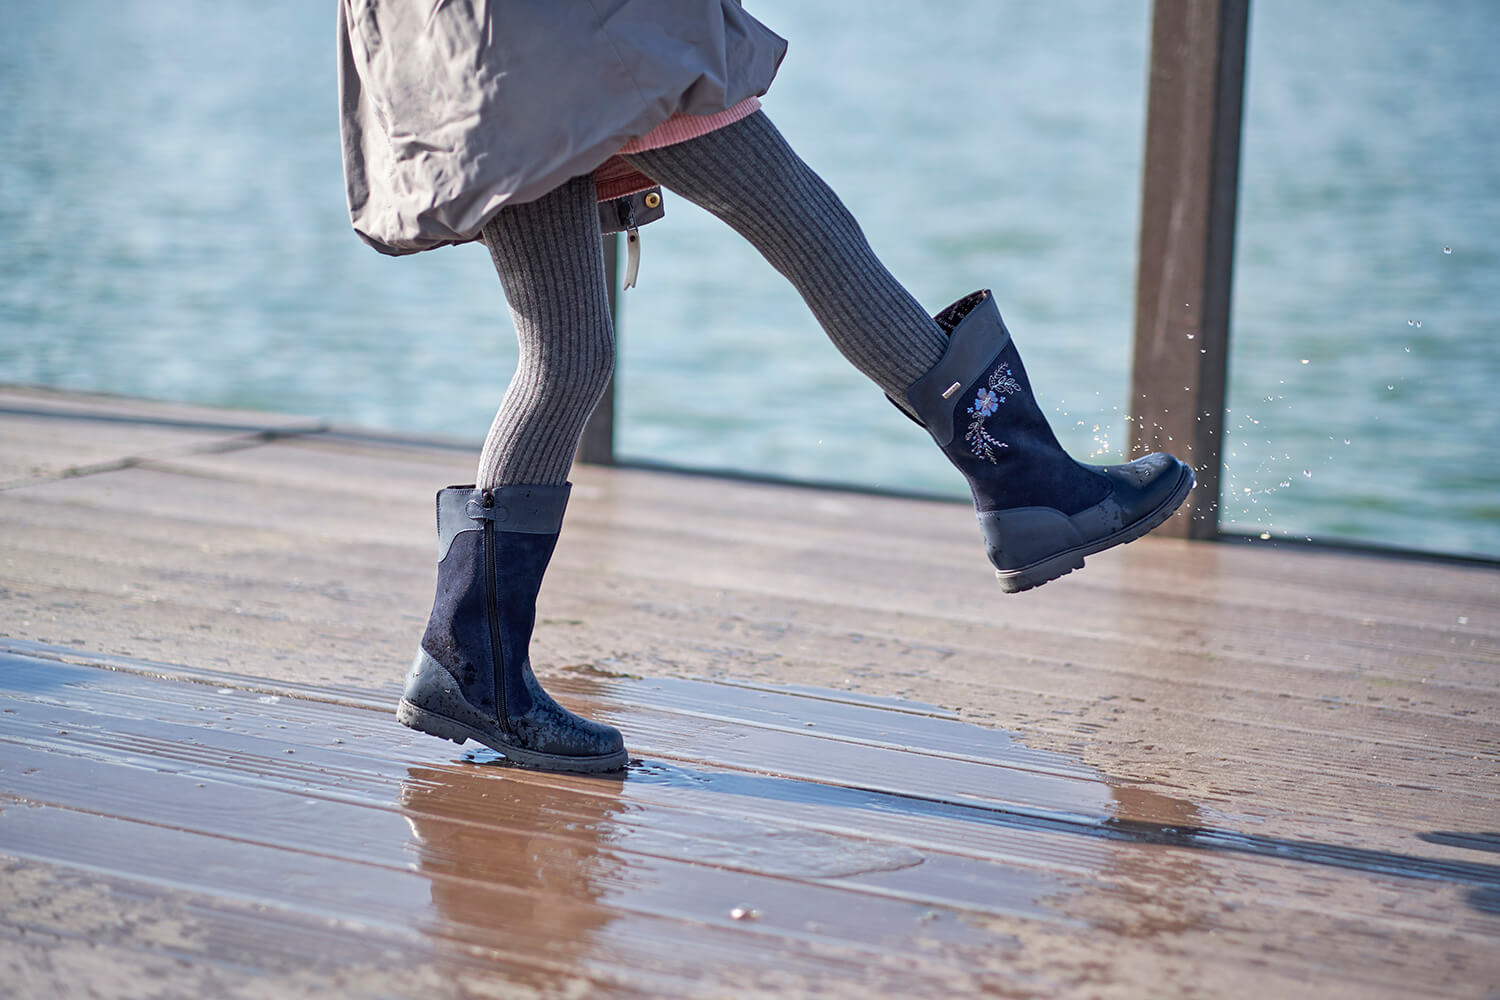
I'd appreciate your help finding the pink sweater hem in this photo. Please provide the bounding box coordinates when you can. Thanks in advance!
[594,97,762,201]
[616,96,762,154]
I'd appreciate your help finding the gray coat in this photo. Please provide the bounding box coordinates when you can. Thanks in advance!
[337,1,787,255]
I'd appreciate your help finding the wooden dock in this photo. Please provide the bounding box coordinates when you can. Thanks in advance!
[2,385,1498,998]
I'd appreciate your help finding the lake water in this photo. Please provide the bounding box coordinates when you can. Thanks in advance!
[3,1,1497,558]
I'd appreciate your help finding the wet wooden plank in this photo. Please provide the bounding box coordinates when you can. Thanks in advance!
[0,857,628,1000]
[3,651,1498,998]
[1,488,1495,864]
[5,448,1491,670]
[3,469,1492,751]
[2,391,1499,996]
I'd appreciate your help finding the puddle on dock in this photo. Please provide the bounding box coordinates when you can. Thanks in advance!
[3,647,1498,994]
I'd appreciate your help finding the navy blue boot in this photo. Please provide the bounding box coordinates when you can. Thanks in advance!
[398,484,628,772]
[905,290,1194,592]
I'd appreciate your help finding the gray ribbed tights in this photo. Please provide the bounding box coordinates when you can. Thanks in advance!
[476,110,948,489]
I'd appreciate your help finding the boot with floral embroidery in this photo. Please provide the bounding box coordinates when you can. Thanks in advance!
[398,483,628,772]
[902,290,1194,593]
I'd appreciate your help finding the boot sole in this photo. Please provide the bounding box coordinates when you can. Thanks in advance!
[995,463,1196,594]
[396,698,629,774]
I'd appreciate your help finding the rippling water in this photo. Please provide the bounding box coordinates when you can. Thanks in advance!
[3,1,1497,556]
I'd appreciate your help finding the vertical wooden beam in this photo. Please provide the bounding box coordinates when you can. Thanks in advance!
[1130,0,1250,539]
[577,232,618,464]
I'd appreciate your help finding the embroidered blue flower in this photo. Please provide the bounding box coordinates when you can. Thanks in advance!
[963,361,1025,463]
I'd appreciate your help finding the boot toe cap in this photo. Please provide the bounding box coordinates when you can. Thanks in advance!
[513,705,626,759]
[979,453,1193,587]
[1094,452,1192,519]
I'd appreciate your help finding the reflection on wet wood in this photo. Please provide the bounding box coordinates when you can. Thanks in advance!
[2,386,1498,997]
[4,651,1498,999]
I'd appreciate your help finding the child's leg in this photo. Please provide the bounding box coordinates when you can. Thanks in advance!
[626,111,1193,593]
[621,111,948,407]
[402,174,626,772]
[476,174,614,488]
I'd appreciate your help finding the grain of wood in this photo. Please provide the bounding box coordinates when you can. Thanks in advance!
[2,390,1497,998]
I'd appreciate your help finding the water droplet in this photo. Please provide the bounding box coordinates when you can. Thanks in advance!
[1387,384,1395,390]
[1300,359,1309,365]
[1302,470,1312,478]
[1343,438,1351,445]
[1457,615,1469,625]
[1403,346,1411,353]
[730,907,760,921]
[1443,245,1452,254]
[1407,320,1415,326]
[1259,532,1272,540]
[1415,320,1422,328]
[1186,333,1195,339]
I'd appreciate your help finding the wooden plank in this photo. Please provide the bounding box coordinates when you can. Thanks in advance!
[1130,0,1251,538]
[3,654,1498,998]
[1,446,1493,847]
[3,390,1500,996]
[2,475,1492,735]
[5,463,1491,681]
[127,431,1498,610]
[0,857,607,1000]
[0,386,324,488]
[5,622,1497,862]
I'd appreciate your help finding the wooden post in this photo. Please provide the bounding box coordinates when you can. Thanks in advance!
[1129,0,1250,539]
[577,232,618,464]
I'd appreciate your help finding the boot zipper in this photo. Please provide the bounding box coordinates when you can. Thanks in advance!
[483,519,508,727]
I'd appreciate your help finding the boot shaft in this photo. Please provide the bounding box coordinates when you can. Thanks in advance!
[906,290,1105,514]
[901,290,1193,591]
[421,484,570,721]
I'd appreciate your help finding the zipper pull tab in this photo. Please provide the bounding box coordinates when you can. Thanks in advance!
[622,227,641,289]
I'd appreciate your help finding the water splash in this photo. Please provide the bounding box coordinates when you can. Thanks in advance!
[1219,351,1362,537]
